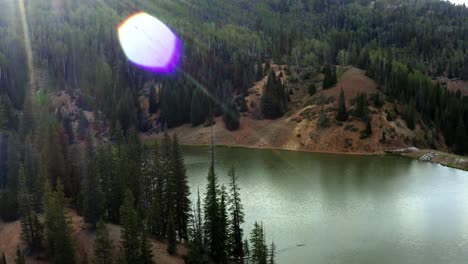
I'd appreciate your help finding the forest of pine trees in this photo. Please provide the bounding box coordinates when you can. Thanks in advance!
[0,0,466,153]
[1,0,468,261]
[261,69,288,119]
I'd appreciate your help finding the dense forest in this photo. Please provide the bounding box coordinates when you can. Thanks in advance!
[1,0,464,152]
[0,0,467,262]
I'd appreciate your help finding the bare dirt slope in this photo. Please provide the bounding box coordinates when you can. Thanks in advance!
[0,210,187,264]
[144,67,442,155]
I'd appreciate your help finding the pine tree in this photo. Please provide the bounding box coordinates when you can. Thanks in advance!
[149,197,163,239]
[261,69,286,119]
[308,83,316,96]
[228,167,244,264]
[167,208,177,255]
[318,106,330,128]
[243,239,250,264]
[219,186,228,263]
[354,92,369,120]
[139,229,154,264]
[336,88,348,121]
[1,252,6,264]
[120,190,140,264]
[150,142,166,239]
[250,222,267,264]
[203,163,223,263]
[94,220,113,264]
[268,242,276,264]
[95,145,114,221]
[223,102,240,131]
[171,134,191,241]
[190,89,207,127]
[323,65,338,89]
[256,63,264,81]
[186,188,208,264]
[82,153,104,229]
[14,247,25,264]
[44,181,76,264]
[373,93,384,108]
[361,117,373,139]
[149,86,158,114]
[19,164,43,250]
[455,117,467,154]
[0,133,20,221]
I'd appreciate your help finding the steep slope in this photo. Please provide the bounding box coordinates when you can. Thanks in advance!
[0,210,187,264]
[143,66,445,154]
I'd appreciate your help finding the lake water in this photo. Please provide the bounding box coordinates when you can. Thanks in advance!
[183,146,468,264]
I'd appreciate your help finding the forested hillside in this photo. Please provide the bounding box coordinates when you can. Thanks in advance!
[0,0,466,151]
[0,0,467,262]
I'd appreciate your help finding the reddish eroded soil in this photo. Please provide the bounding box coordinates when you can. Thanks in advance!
[144,67,444,155]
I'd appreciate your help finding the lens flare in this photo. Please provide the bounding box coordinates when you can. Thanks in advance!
[117,12,181,73]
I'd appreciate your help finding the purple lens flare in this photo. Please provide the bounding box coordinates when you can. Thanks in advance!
[117,12,181,73]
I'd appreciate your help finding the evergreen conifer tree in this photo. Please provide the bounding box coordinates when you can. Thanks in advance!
[228,167,244,264]
[167,208,177,255]
[171,134,191,241]
[120,190,140,264]
[44,181,76,264]
[94,220,113,264]
[203,163,224,263]
[15,247,25,264]
[268,242,276,264]
[336,88,348,121]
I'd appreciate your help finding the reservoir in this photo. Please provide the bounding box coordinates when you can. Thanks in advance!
[183,146,468,264]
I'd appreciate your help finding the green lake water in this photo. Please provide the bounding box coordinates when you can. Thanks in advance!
[183,146,468,264]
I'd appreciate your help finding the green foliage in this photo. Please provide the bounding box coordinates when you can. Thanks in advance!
[403,105,416,130]
[19,164,44,250]
[15,247,25,264]
[171,134,192,241]
[385,109,397,122]
[336,50,350,66]
[228,168,244,264]
[44,182,76,264]
[191,89,209,127]
[308,84,316,96]
[335,88,348,122]
[268,242,276,264]
[353,93,369,120]
[139,232,155,264]
[360,118,373,139]
[372,93,384,108]
[203,163,224,263]
[82,151,105,229]
[455,117,468,155]
[167,208,177,255]
[318,107,330,128]
[250,222,268,264]
[261,70,287,119]
[120,190,140,264]
[223,101,240,131]
[323,65,337,89]
[256,63,264,82]
[94,220,113,264]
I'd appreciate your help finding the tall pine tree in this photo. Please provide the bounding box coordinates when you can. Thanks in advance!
[228,167,244,264]
[94,220,113,264]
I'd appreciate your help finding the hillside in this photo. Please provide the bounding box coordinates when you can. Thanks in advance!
[0,210,187,264]
[144,66,446,155]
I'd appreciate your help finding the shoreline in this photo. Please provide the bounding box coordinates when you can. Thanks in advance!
[143,137,468,171]
[177,142,384,157]
[169,141,468,172]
